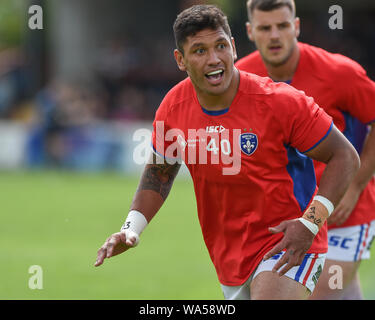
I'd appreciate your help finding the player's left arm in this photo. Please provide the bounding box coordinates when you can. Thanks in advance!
[305,124,360,206]
[264,125,360,275]
[329,121,375,225]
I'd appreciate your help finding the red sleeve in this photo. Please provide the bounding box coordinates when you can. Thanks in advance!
[271,83,333,153]
[337,59,375,124]
[151,93,182,161]
[152,97,170,158]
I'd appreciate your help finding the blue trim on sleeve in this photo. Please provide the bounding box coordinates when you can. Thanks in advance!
[151,143,181,162]
[151,143,165,159]
[302,122,333,154]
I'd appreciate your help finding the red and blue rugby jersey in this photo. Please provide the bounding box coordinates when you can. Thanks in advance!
[236,42,375,228]
[152,71,333,286]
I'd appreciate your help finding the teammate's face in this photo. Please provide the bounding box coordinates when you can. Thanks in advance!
[174,27,238,99]
[247,7,300,67]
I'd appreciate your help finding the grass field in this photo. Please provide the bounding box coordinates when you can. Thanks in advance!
[1,170,375,300]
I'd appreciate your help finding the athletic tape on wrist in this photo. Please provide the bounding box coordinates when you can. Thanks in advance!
[120,210,148,236]
[313,195,334,217]
[298,217,319,236]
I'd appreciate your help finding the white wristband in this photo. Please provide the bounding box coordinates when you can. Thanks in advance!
[120,210,148,246]
[313,195,334,217]
[298,217,319,236]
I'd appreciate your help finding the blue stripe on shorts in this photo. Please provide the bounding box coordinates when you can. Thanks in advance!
[294,253,311,282]
[354,224,365,261]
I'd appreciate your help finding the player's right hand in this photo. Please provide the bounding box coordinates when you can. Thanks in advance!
[262,219,315,276]
[94,231,138,267]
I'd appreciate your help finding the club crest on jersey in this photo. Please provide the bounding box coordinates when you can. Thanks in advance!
[239,133,258,156]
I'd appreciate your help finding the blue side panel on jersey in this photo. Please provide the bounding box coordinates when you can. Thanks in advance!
[285,146,317,212]
[342,112,368,154]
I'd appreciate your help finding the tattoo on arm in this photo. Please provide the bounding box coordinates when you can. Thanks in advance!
[137,159,181,200]
[305,206,322,226]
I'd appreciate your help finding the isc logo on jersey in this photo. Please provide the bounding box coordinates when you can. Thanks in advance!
[206,125,226,133]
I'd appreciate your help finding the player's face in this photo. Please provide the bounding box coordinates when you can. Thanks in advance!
[247,7,300,67]
[174,27,238,98]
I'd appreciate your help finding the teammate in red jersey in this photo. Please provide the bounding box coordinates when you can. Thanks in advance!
[94,4,359,299]
[236,0,375,299]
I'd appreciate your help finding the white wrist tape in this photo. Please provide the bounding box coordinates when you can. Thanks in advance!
[298,217,319,236]
[120,210,148,246]
[313,195,334,217]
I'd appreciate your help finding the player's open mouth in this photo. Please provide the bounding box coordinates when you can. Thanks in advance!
[269,45,282,53]
[205,69,224,85]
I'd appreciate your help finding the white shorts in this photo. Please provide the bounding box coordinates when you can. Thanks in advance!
[327,220,375,262]
[221,252,326,300]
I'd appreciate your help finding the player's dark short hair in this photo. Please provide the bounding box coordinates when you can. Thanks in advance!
[173,5,232,55]
[247,0,296,22]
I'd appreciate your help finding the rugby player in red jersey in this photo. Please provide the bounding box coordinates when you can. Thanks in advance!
[95,4,360,300]
[236,0,375,299]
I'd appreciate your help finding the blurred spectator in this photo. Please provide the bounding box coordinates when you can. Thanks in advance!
[28,80,113,169]
[0,47,31,119]
[93,37,144,115]
[110,85,146,121]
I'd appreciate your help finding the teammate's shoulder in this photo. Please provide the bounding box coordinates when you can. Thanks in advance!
[235,50,264,73]
[300,42,366,75]
[236,49,262,65]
